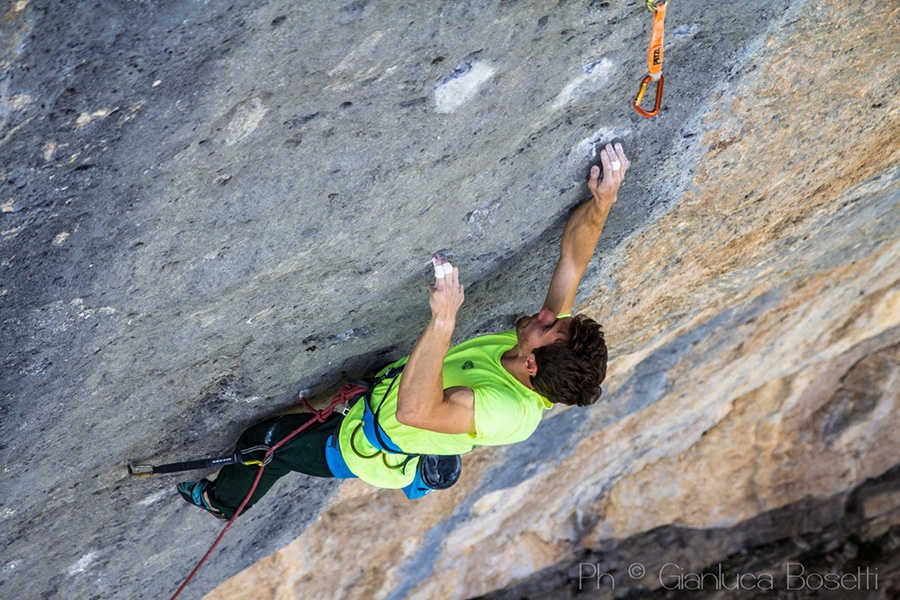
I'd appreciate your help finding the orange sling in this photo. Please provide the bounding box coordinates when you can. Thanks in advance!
[634,0,668,118]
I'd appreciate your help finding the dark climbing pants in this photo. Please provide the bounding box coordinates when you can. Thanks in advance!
[206,412,339,519]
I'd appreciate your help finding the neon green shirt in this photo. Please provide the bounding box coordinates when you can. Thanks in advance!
[337,330,553,489]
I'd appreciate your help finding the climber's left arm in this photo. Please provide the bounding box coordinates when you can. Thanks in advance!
[543,143,629,316]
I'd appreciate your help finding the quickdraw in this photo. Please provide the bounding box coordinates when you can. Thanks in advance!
[634,0,668,118]
[126,444,272,477]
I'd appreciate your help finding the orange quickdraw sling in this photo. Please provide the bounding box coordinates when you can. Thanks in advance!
[634,0,668,118]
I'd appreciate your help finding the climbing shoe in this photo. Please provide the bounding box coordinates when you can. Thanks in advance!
[177,479,228,521]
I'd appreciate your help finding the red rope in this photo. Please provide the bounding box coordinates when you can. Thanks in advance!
[170,383,367,600]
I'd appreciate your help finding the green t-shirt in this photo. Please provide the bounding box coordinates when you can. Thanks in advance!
[337,330,553,489]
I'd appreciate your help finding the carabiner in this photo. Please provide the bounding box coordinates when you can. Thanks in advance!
[127,460,155,477]
[238,444,273,467]
[634,73,664,118]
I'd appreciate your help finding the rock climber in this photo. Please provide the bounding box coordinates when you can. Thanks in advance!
[177,143,630,519]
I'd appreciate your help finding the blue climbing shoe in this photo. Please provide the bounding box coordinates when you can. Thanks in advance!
[177,479,227,521]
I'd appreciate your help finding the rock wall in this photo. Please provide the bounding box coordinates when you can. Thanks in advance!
[1,1,898,599]
[481,464,900,599]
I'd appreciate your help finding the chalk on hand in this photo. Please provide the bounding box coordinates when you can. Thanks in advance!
[432,253,453,278]
[432,255,446,278]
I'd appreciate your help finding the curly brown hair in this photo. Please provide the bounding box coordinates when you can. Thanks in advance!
[531,315,607,406]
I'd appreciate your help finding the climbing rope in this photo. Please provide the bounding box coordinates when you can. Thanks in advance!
[169,383,368,600]
[634,0,668,117]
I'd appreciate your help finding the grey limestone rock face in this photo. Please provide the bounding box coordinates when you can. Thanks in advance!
[1,1,899,599]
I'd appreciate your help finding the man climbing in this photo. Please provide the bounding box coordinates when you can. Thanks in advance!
[177,143,630,519]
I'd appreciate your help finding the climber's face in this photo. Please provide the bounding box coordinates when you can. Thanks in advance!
[515,308,571,354]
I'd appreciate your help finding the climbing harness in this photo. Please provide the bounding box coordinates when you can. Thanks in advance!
[633,0,668,117]
[165,383,367,600]
[346,365,463,499]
